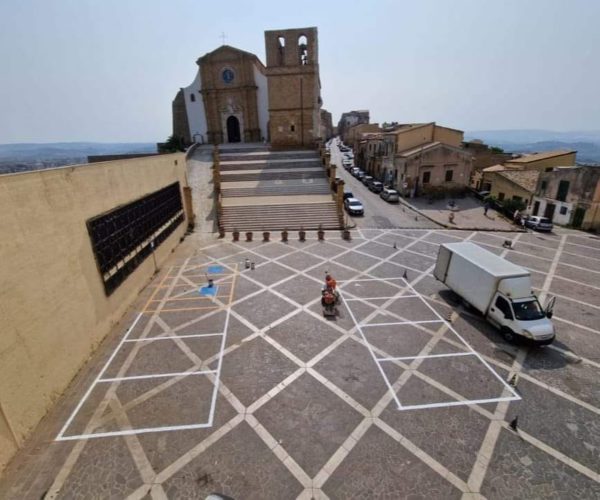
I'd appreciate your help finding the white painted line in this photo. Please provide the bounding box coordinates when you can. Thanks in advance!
[361,320,443,327]
[339,292,404,410]
[206,291,233,427]
[56,312,144,440]
[399,277,521,402]
[345,295,419,301]
[98,370,217,383]
[376,352,475,362]
[337,277,410,283]
[398,395,519,411]
[57,421,214,441]
[56,262,237,441]
[123,332,224,342]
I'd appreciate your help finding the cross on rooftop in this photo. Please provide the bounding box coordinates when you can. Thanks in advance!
[220,32,227,45]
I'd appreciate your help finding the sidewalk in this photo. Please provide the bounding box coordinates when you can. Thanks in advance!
[398,195,521,231]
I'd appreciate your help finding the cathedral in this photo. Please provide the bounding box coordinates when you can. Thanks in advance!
[172,27,324,148]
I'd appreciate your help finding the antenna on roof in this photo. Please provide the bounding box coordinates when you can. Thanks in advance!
[220,32,227,45]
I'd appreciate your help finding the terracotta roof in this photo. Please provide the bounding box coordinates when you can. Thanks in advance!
[506,150,575,163]
[496,169,540,193]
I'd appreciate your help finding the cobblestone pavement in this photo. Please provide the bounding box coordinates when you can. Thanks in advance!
[1,227,600,499]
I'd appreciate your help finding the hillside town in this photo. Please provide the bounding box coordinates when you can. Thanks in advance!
[334,110,600,232]
[1,10,600,500]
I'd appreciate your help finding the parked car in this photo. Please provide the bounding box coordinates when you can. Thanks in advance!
[369,181,384,193]
[475,190,491,200]
[344,197,364,216]
[524,216,553,232]
[350,167,360,177]
[362,175,373,186]
[342,159,353,169]
[356,171,366,181]
[343,191,354,200]
[380,188,400,202]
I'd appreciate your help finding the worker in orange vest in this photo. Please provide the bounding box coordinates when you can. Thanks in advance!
[325,273,337,291]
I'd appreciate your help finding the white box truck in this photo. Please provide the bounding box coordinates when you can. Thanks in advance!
[434,242,555,345]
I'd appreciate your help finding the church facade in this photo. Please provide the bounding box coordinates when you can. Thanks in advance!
[172,46,269,145]
[172,27,323,148]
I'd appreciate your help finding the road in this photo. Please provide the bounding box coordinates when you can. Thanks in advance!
[329,140,439,229]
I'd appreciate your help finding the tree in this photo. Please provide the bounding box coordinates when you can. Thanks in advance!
[490,146,504,154]
[160,135,186,153]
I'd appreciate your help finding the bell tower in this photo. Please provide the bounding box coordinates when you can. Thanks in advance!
[264,27,322,148]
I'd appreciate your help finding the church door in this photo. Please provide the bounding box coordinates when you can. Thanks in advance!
[226,116,241,143]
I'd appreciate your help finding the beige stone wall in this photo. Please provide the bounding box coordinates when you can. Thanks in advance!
[395,124,435,152]
[433,126,463,147]
[486,172,533,204]
[505,152,576,171]
[172,89,191,144]
[403,146,472,192]
[345,123,380,146]
[199,47,263,143]
[265,27,321,148]
[0,154,189,471]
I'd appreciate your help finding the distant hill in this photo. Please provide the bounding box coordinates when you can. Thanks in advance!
[0,142,157,174]
[465,130,600,164]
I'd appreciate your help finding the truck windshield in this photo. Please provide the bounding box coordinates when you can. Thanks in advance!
[512,299,545,321]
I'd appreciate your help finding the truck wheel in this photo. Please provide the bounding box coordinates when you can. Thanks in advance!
[501,327,515,343]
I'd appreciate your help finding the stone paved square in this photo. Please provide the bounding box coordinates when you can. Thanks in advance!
[322,425,462,499]
[254,373,363,476]
[266,311,342,362]
[3,227,600,500]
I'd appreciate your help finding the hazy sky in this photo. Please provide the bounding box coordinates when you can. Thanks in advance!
[1,0,599,143]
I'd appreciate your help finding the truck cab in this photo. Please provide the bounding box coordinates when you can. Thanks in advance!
[488,292,555,344]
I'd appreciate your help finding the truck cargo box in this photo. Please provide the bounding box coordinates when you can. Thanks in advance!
[434,242,530,314]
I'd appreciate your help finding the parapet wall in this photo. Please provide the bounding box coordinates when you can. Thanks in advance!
[0,153,189,471]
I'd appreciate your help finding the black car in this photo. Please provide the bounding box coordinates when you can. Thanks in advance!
[343,191,354,200]
[362,175,373,186]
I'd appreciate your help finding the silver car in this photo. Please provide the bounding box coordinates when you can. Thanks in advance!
[524,216,553,232]
[380,188,400,203]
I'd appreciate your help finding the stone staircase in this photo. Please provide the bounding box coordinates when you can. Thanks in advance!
[220,202,341,231]
[217,145,342,232]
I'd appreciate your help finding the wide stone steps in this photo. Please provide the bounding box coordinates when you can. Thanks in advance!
[220,151,317,162]
[221,184,331,198]
[220,160,322,171]
[220,202,341,231]
[219,146,270,155]
[221,170,327,183]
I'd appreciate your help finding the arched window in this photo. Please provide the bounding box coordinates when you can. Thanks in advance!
[278,36,285,65]
[298,35,308,65]
[190,93,196,102]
